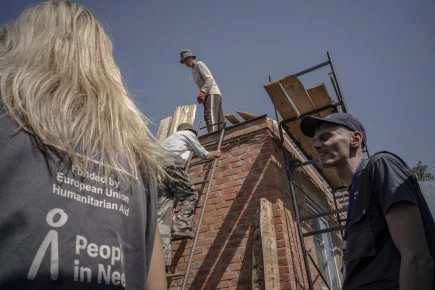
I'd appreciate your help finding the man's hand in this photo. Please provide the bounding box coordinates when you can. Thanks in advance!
[207,150,221,160]
[197,91,205,104]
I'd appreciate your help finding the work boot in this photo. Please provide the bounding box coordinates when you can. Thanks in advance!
[172,229,194,239]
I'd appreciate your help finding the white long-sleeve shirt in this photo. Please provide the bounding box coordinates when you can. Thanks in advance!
[192,61,221,96]
[161,130,209,167]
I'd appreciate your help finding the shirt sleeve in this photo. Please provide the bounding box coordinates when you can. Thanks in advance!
[196,62,215,94]
[370,154,419,216]
[183,132,209,159]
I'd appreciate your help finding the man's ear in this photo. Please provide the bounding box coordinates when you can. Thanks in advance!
[350,131,363,149]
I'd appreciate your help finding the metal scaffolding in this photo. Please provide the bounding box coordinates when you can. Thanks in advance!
[268,51,370,290]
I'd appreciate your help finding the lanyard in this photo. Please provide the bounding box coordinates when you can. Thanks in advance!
[344,159,364,242]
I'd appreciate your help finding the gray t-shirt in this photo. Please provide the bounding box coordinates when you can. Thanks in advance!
[0,109,157,289]
[192,61,221,96]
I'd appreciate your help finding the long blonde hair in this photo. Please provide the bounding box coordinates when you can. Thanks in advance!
[0,1,171,185]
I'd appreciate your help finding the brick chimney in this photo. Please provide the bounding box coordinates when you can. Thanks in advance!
[168,115,343,290]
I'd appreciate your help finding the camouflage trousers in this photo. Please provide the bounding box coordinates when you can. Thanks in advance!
[157,166,198,266]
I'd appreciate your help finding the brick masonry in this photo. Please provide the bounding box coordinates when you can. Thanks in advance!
[168,116,343,290]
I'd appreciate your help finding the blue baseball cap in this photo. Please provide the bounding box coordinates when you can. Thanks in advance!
[300,113,367,146]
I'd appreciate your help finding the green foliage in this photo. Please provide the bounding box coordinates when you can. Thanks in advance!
[412,161,435,181]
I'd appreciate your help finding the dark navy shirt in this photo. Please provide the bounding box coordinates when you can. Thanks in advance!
[0,108,157,289]
[343,152,435,289]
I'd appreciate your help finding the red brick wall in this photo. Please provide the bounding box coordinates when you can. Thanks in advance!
[167,116,342,290]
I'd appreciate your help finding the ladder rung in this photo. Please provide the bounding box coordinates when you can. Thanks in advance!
[303,225,345,237]
[181,128,226,289]
[167,273,184,279]
[194,180,208,185]
[171,237,192,242]
[299,208,346,222]
[171,236,194,242]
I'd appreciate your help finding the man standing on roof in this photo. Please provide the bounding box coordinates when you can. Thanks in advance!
[300,113,435,289]
[157,123,221,270]
[180,49,225,133]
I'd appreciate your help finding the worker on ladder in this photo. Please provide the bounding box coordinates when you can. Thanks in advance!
[157,123,221,271]
[180,49,225,133]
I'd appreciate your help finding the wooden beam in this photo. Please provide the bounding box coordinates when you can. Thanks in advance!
[167,106,183,137]
[280,77,344,188]
[265,79,345,188]
[224,114,240,125]
[184,104,197,125]
[168,105,186,136]
[260,198,281,290]
[252,209,264,290]
[280,75,316,115]
[235,110,256,121]
[307,83,334,118]
[167,104,197,137]
[263,81,298,120]
[156,116,172,143]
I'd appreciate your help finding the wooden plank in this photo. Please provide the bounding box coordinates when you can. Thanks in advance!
[263,81,298,120]
[167,104,197,137]
[266,79,344,188]
[260,198,281,290]
[278,80,344,187]
[183,104,197,125]
[280,75,316,115]
[156,116,172,142]
[167,106,183,137]
[279,78,344,188]
[307,83,334,118]
[252,209,264,290]
[235,110,256,121]
[224,114,240,125]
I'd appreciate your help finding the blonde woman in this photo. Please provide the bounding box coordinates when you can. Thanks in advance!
[0,1,168,289]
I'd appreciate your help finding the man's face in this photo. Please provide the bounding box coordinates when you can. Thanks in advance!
[312,124,352,168]
[183,57,195,68]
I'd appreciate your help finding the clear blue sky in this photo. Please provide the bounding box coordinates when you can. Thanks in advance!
[2,0,435,174]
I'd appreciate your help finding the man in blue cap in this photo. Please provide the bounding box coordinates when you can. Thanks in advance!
[300,112,435,289]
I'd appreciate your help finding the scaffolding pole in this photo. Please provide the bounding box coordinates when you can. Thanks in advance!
[268,51,371,290]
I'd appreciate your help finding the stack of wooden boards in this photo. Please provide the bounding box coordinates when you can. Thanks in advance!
[156,104,197,143]
[224,110,256,125]
[263,75,346,191]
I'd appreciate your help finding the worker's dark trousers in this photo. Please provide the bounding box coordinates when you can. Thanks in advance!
[204,94,224,133]
[157,166,198,266]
